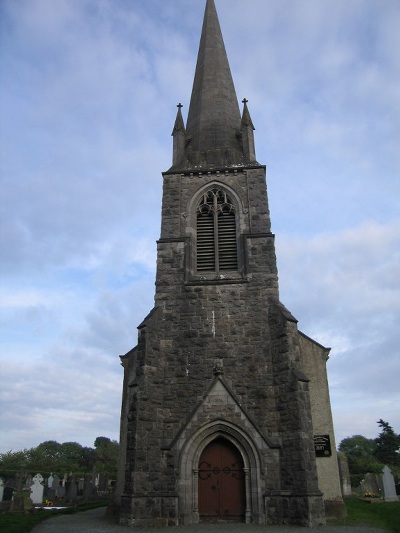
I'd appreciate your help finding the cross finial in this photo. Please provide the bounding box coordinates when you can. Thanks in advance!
[242,98,248,104]
[177,102,183,109]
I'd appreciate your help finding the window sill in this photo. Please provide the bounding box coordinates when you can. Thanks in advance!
[186,272,249,285]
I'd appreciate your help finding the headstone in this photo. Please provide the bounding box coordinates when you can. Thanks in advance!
[44,474,54,498]
[30,473,44,504]
[83,473,96,500]
[98,472,109,494]
[361,472,380,496]
[25,474,33,491]
[381,465,399,501]
[10,472,26,512]
[0,478,4,502]
[57,475,66,498]
[15,472,26,492]
[337,452,352,496]
[78,477,85,496]
[51,474,63,498]
[3,485,14,501]
[65,474,78,503]
[23,494,33,511]
[51,474,59,489]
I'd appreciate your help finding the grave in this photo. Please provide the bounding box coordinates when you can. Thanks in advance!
[30,473,44,504]
[381,465,399,501]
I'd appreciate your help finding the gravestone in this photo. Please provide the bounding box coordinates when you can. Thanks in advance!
[361,472,380,496]
[47,474,54,488]
[10,472,26,512]
[3,485,14,501]
[24,494,33,511]
[52,474,64,498]
[66,474,77,503]
[83,473,96,500]
[97,472,109,494]
[30,473,44,504]
[25,474,33,491]
[0,478,4,502]
[381,465,399,501]
[337,452,352,496]
[78,477,85,496]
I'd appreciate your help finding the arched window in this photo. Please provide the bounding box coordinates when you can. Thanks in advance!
[196,189,238,272]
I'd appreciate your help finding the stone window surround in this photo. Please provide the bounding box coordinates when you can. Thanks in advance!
[187,181,247,284]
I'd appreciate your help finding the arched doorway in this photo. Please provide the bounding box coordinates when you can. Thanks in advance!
[198,437,245,521]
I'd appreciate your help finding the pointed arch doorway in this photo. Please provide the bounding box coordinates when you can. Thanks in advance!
[198,437,245,522]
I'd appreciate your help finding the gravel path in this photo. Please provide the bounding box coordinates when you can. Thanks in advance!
[30,506,385,533]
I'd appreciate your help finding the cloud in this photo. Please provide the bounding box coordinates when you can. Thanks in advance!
[0,0,399,453]
[277,220,400,440]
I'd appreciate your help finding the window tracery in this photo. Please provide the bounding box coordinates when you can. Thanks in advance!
[196,189,238,272]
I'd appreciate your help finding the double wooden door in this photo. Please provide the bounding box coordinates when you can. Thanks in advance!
[198,437,245,521]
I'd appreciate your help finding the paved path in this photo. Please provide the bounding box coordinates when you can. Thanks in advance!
[31,507,385,533]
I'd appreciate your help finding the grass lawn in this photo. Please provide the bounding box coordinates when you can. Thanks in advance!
[0,502,108,533]
[329,498,400,533]
[0,498,399,533]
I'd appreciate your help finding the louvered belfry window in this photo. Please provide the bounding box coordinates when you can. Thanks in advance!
[196,189,238,272]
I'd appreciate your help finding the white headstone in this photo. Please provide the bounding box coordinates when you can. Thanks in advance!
[381,465,399,501]
[30,473,44,504]
[47,474,54,488]
[0,478,4,502]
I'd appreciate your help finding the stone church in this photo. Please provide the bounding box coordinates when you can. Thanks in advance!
[117,0,345,527]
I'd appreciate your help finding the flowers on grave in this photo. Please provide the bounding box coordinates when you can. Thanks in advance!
[364,492,379,498]
[44,499,54,506]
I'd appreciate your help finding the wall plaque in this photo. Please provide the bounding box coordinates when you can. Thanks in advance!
[314,434,332,457]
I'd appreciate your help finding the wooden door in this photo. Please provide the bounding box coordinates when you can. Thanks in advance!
[198,437,245,521]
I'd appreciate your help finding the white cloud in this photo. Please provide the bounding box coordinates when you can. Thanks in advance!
[0,0,399,453]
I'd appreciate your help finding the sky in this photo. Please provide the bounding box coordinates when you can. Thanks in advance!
[0,0,399,455]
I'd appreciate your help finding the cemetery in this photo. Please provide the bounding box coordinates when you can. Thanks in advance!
[0,470,114,514]
[0,465,399,533]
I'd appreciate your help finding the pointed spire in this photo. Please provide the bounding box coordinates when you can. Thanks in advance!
[241,98,255,130]
[172,103,186,167]
[172,103,185,135]
[241,98,256,163]
[185,0,242,166]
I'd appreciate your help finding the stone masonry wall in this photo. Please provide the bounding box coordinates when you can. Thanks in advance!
[119,165,328,526]
[299,333,346,518]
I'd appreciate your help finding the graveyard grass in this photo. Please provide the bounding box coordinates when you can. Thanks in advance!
[328,498,400,532]
[0,501,108,533]
[0,499,399,533]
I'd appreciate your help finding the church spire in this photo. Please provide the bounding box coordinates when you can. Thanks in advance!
[241,98,257,163]
[172,103,186,167]
[183,0,244,169]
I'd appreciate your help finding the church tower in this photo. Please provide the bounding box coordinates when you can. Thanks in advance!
[117,0,345,526]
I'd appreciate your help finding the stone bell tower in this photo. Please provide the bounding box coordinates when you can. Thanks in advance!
[117,0,345,527]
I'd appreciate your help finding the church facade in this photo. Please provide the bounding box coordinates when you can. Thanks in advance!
[117,0,345,527]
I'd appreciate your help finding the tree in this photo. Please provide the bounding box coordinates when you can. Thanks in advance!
[59,442,96,473]
[0,437,118,476]
[27,440,62,473]
[0,449,30,475]
[94,436,119,476]
[338,435,384,486]
[374,419,400,468]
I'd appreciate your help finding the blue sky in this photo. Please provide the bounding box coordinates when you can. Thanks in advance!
[1,0,399,453]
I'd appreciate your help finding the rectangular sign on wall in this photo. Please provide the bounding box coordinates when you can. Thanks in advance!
[314,434,332,457]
